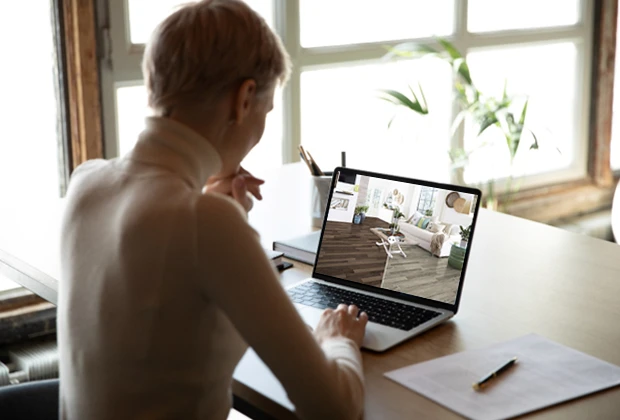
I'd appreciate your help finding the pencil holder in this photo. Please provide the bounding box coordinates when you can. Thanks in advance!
[311,173,333,228]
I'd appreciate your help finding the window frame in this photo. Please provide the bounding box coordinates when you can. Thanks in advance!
[63,0,104,172]
[591,0,618,187]
[288,0,593,191]
[504,0,618,223]
[416,187,438,215]
[97,0,616,223]
[0,0,98,319]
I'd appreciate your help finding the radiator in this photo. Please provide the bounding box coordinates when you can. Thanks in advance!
[0,340,58,386]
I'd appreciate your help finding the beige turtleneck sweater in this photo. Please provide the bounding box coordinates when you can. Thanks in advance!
[58,117,364,420]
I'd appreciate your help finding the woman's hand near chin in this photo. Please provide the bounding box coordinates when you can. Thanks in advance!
[204,167,265,213]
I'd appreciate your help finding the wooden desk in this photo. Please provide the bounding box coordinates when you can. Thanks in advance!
[245,164,620,419]
[2,163,620,419]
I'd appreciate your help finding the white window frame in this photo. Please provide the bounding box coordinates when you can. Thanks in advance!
[99,0,593,191]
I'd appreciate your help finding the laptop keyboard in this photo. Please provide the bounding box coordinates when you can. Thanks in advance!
[287,282,441,331]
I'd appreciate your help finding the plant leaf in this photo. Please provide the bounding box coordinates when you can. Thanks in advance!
[384,43,439,60]
[437,38,462,61]
[453,58,474,86]
[519,99,529,126]
[392,42,439,55]
[408,85,429,114]
[417,82,428,111]
[387,114,397,129]
[450,109,469,136]
[448,148,469,168]
[378,89,428,115]
[478,113,499,136]
[529,128,539,150]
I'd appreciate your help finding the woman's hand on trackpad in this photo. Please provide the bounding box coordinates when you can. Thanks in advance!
[313,304,368,347]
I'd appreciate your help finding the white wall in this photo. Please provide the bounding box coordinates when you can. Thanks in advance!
[401,185,420,218]
[366,177,391,216]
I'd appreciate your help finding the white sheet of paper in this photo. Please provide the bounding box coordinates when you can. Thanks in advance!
[384,334,620,420]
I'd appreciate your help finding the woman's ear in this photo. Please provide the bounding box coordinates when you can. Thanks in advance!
[232,79,257,124]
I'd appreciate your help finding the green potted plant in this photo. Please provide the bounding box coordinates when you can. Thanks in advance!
[353,206,364,224]
[388,206,405,234]
[388,222,401,235]
[459,225,471,247]
[380,38,558,210]
[424,209,433,217]
[359,205,369,223]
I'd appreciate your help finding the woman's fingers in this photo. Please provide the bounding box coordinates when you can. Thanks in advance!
[238,167,265,200]
[204,170,264,212]
[207,176,263,201]
[242,176,264,200]
[232,176,253,212]
[358,311,369,324]
[315,303,368,347]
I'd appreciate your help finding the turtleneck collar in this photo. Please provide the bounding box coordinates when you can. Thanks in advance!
[128,117,223,190]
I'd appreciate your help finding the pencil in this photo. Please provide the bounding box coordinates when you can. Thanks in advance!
[305,150,324,176]
[298,145,310,164]
[298,146,315,175]
[299,151,314,174]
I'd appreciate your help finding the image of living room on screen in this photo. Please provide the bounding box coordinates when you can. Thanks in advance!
[315,173,475,304]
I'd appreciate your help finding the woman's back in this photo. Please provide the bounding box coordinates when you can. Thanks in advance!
[59,123,247,419]
[59,1,366,418]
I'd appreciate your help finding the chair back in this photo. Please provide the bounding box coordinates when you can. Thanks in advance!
[0,379,58,420]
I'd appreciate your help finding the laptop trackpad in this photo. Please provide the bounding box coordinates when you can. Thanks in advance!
[297,305,381,349]
[298,306,322,330]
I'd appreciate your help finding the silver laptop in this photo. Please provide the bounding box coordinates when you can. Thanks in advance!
[287,167,481,352]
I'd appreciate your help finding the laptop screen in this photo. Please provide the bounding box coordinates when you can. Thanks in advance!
[313,168,481,308]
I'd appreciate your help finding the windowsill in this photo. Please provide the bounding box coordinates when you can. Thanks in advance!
[0,289,56,346]
[497,176,618,224]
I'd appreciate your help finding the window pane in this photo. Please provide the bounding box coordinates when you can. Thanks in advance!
[300,60,452,182]
[463,43,579,184]
[300,0,454,48]
[0,2,61,290]
[116,85,283,174]
[0,273,20,293]
[468,0,580,33]
[116,85,151,156]
[417,187,437,214]
[127,0,273,44]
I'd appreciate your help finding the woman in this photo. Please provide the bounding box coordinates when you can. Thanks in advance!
[58,1,368,419]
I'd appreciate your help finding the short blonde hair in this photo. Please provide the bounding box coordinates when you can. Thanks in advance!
[143,0,291,116]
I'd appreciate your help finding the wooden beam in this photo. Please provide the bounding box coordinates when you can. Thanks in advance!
[63,0,104,170]
[589,0,617,187]
[503,181,616,223]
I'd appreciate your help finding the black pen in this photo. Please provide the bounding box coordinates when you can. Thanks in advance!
[472,357,518,391]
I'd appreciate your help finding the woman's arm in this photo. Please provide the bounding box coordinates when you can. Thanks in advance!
[195,193,365,420]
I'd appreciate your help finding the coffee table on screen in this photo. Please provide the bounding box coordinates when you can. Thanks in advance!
[370,227,418,258]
